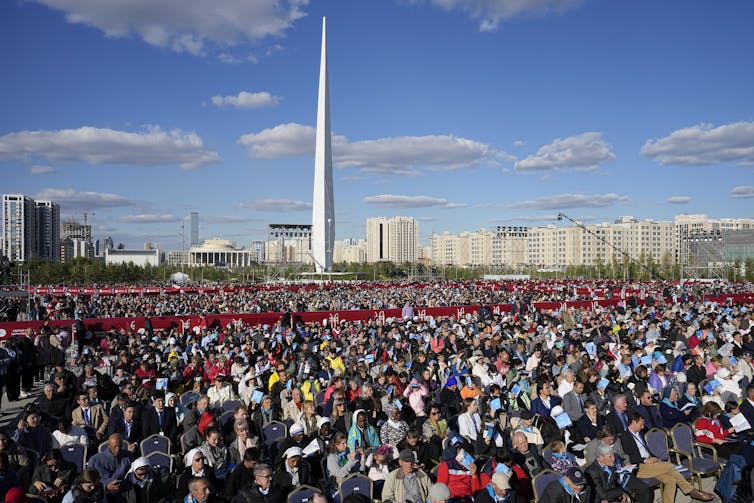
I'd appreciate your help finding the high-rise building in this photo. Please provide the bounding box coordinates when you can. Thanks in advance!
[311,17,335,273]
[35,200,60,262]
[190,212,199,246]
[60,218,94,261]
[1,194,36,262]
[366,216,419,263]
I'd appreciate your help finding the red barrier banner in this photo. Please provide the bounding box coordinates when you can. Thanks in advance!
[1,293,752,340]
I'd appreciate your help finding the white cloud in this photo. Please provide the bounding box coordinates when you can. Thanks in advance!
[423,0,584,31]
[29,165,57,175]
[238,199,311,211]
[730,185,754,199]
[641,121,754,166]
[35,188,136,209]
[492,214,597,223]
[119,214,180,223]
[515,132,615,172]
[506,193,630,210]
[203,215,259,223]
[32,0,307,56]
[0,126,219,169]
[238,123,318,158]
[238,122,508,174]
[513,140,526,147]
[363,194,467,209]
[666,196,691,204]
[211,91,280,109]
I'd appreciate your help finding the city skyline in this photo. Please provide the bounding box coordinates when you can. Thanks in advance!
[1,1,753,250]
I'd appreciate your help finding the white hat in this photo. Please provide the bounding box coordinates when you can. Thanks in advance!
[283,446,303,459]
[129,456,150,473]
[716,368,731,379]
[491,472,511,490]
[316,417,331,429]
[289,423,305,436]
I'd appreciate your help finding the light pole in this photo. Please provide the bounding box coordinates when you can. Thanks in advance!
[556,212,663,280]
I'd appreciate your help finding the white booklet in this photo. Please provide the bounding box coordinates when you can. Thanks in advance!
[301,438,320,457]
[730,413,751,433]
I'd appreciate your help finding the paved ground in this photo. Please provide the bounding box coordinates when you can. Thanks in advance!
[0,379,45,432]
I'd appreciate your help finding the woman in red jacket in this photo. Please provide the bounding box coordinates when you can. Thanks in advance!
[435,438,492,501]
[694,402,739,459]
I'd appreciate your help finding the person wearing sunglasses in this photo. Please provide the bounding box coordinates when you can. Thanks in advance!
[30,449,77,502]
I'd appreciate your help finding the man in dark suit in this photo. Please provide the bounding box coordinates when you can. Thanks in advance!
[739,383,754,427]
[605,394,631,434]
[142,390,178,446]
[585,442,652,503]
[618,412,713,503]
[633,390,662,432]
[107,402,142,447]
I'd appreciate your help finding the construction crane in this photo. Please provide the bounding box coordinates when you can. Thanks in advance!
[83,212,96,226]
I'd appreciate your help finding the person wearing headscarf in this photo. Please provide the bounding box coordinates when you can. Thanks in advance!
[118,456,170,503]
[659,387,692,428]
[250,395,279,435]
[380,404,410,447]
[347,409,380,451]
[176,448,219,503]
[272,446,312,494]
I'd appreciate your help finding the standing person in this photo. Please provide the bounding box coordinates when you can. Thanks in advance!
[0,343,11,415]
[3,340,21,402]
[19,331,37,398]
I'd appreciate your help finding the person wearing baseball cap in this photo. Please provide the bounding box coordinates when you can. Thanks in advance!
[539,466,587,502]
[473,471,514,503]
[381,448,432,503]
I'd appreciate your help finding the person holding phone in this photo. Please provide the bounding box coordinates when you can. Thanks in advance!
[86,434,131,495]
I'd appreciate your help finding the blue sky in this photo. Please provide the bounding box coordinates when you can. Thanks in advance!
[1,0,753,250]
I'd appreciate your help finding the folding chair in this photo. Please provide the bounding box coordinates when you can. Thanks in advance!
[222,400,242,413]
[180,391,200,407]
[338,473,373,501]
[141,434,171,457]
[645,428,693,480]
[62,443,87,473]
[288,484,321,503]
[146,451,172,474]
[218,410,235,428]
[669,423,723,489]
[314,391,326,406]
[541,443,555,469]
[263,421,287,447]
[532,469,561,502]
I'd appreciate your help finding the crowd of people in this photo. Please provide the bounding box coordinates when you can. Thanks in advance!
[0,279,752,503]
[3,279,748,322]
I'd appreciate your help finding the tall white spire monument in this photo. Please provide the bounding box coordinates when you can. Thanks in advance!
[311,16,334,273]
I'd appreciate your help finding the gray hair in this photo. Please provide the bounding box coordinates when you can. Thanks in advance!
[596,442,615,457]
[360,382,373,395]
[561,368,574,379]
[253,463,271,477]
[612,394,627,405]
